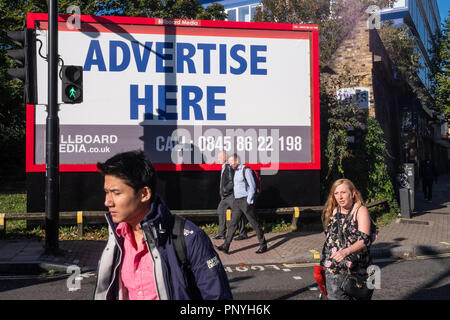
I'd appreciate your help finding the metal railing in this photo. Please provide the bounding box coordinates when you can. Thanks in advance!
[0,199,388,237]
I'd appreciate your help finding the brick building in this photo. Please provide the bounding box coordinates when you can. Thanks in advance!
[323,15,405,177]
[323,11,448,193]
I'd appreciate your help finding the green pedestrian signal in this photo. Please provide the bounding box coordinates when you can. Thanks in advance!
[69,87,76,99]
[62,65,83,104]
[64,84,80,101]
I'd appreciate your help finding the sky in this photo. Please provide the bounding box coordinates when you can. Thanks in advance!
[437,0,449,25]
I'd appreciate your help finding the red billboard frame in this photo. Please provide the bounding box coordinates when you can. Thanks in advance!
[26,13,320,173]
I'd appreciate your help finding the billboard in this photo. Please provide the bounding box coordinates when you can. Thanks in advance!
[26,13,320,173]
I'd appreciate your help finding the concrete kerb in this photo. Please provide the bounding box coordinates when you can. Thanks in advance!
[282,252,322,264]
[267,244,450,266]
[372,246,415,260]
[220,245,431,267]
[366,244,450,261]
[40,261,96,273]
[413,243,450,258]
[0,260,95,276]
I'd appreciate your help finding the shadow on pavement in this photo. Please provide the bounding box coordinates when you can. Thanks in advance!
[406,283,450,300]
[228,275,254,291]
[274,286,315,300]
[228,232,313,254]
[403,263,450,300]
[0,274,68,294]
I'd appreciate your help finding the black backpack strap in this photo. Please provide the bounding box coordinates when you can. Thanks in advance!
[243,166,248,190]
[172,214,188,267]
[172,214,202,299]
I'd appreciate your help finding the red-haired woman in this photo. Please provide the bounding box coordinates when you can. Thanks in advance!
[320,179,377,300]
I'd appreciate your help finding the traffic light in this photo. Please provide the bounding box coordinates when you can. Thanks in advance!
[61,65,83,104]
[6,29,37,104]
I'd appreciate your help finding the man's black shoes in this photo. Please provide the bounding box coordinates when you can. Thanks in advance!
[216,243,230,254]
[255,244,267,254]
[234,235,248,241]
[212,234,224,240]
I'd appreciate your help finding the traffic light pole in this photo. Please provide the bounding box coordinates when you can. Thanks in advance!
[45,0,60,253]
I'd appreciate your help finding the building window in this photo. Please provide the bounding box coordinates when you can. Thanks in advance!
[227,8,236,21]
[239,6,250,22]
[251,5,258,20]
[226,4,261,22]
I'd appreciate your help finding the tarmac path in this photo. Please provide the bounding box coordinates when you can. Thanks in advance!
[0,255,449,300]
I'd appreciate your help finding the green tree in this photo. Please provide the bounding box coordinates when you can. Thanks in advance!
[88,0,226,20]
[364,117,397,210]
[254,0,391,69]
[378,21,436,113]
[322,68,367,181]
[197,3,227,21]
[429,11,450,120]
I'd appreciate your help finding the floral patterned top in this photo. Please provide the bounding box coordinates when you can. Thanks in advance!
[320,206,377,275]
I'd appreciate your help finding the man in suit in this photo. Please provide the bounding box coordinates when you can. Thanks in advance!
[216,154,267,254]
[212,151,247,240]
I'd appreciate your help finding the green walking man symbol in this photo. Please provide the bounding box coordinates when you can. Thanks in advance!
[69,87,77,99]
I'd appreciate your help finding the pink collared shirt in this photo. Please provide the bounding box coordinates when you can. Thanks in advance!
[116,222,159,300]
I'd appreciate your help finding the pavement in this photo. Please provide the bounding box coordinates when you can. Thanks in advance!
[1,173,449,275]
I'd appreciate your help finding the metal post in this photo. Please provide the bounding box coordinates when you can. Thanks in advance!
[45,0,59,253]
[399,187,411,218]
[405,163,415,212]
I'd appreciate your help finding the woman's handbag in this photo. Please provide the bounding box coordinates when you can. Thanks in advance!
[341,271,373,300]
[336,207,374,300]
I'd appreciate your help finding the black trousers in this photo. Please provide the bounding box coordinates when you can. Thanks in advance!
[217,196,247,237]
[422,179,433,200]
[225,198,265,246]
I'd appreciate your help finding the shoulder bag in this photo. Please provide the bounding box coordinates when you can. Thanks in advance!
[336,206,374,300]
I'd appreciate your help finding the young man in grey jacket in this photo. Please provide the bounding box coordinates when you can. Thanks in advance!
[94,150,232,300]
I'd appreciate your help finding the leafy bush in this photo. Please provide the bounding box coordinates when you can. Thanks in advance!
[364,117,399,213]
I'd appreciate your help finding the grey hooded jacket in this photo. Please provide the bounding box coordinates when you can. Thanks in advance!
[94,195,232,300]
